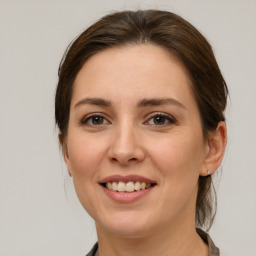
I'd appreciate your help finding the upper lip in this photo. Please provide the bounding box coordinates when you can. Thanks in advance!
[99,175,157,184]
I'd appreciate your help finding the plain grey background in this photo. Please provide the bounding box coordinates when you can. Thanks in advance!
[0,1,256,255]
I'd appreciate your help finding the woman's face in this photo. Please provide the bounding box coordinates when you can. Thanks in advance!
[64,44,210,237]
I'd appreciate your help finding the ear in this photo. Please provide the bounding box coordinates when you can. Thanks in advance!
[59,133,72,176]
[200,121,227,176]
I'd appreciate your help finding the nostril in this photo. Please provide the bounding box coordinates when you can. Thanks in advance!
[111,157,118,162]
[110,156,137,165]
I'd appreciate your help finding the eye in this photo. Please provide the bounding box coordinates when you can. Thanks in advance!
[81,114,110,126]
[146,113,176,126]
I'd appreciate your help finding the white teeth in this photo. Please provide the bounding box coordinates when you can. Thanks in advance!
[126,181,134,192]
[112,182,118,191]
[146,183,151,189]
[134,181,141,191]
[105,181,153,192]
[140,182,146,190]
[117,181,126,192]
[106,182,112,190]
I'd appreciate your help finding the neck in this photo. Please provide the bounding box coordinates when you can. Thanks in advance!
[95,219,208,256]
[95,189,208,256]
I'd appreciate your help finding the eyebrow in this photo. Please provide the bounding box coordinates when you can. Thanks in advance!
[74,97,112,108]
[137,98,186,109]
[74,97,186,109]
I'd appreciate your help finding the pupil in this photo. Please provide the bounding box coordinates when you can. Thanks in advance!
[92,116,103,124]
[154,116,165,125]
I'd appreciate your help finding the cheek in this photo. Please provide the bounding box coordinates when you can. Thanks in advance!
[66,133,108,215]
[67,133,108,179]
[148,133,205,188]
[147,136,204,216]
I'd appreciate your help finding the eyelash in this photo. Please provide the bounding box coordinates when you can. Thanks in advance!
[145,113,177,127]
[80,113,110,126]
[80,113,176,127]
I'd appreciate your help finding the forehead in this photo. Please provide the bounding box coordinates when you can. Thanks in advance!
[72,44,196,109]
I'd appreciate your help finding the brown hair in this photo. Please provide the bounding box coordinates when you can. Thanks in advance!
[55,10,228,230]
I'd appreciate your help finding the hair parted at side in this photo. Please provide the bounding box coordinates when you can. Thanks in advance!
[55,9,228,230]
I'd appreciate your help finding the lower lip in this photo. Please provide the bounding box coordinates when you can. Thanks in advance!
[101,186,155,203]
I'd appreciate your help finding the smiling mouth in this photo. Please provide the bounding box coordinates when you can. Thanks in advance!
[101,181,156,192]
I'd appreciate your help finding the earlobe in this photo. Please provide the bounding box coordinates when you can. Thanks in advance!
[200,121,227,176]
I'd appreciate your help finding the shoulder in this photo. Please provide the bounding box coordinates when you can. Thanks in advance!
[197,228,220,256]
[85,242,98,256]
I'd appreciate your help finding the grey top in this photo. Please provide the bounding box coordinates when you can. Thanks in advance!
[85,228,219,256]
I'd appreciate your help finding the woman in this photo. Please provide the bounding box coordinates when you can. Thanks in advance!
[55,10,227,256]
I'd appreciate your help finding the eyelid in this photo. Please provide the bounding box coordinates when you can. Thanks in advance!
[144,112,177,126]
[80,112,111,126]
[79,112,176,127]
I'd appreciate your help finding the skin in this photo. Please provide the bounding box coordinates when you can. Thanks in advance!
[62,44,226,256]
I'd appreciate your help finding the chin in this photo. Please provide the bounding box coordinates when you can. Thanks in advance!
[95,211,156,238]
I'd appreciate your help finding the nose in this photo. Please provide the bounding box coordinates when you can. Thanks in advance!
[108,123,145,166]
